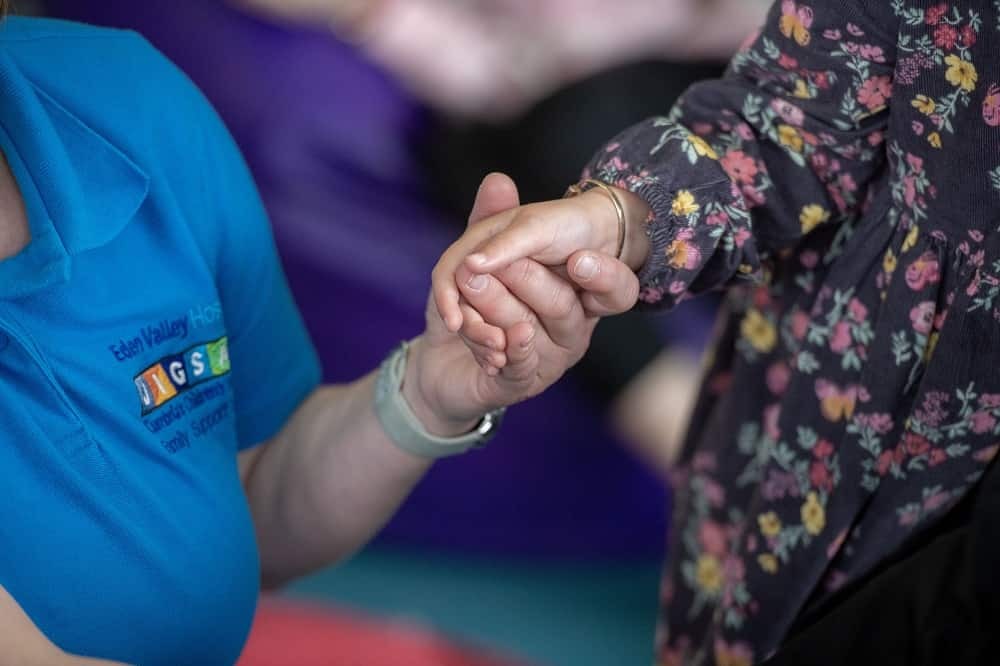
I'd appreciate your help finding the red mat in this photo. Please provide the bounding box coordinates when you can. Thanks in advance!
[237,597,532,666]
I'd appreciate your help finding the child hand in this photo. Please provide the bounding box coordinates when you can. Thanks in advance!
[432,175,650,333]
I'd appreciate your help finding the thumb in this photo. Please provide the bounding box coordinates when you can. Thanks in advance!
[468,172,520,227]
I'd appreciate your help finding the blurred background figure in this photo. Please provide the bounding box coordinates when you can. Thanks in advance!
[40,1,766,663]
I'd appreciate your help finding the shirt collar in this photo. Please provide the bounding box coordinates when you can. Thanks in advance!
[0,49,149,298]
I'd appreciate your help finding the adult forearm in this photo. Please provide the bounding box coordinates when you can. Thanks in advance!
[242,373,436,587]
[0,586,127,666]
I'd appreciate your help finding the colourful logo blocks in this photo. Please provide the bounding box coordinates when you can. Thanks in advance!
[135,336,230,414]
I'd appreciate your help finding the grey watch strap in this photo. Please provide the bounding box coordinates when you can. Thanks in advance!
[374,341,504,459]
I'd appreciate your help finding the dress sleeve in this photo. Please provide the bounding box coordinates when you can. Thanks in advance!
[584,0,898,309]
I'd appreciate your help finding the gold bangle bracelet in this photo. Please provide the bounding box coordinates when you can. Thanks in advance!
[564,178,627,261]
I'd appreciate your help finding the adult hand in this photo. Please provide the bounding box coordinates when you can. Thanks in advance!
[403,174,640,435]
[430,180,650,332]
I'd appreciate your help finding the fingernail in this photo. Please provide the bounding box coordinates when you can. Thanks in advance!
[468,253,488,267]
[574,255,599,280]
[466,274,488,291]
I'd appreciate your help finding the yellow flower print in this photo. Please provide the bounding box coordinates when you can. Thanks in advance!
[927,132,942,149]
[695,553,724,593]
[688,134,718,160]
[945,54,978,92]
[902,225,920,253]
[740,309,777,353]
[672,190,700,216]
[758,511,782,537]
[883,248,897,275]
[799,204,830,234]
[777,124,804,153]
[911,95,936,115]
[801,491,826,535]
[793,79,811,99]
[758,553,779,574]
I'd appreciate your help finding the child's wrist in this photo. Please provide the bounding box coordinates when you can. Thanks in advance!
[608,187,652,272]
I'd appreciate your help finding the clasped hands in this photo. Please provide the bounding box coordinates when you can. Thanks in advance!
[403,172,651,437]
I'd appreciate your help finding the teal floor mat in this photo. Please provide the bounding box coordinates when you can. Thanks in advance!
[285,547,662,666]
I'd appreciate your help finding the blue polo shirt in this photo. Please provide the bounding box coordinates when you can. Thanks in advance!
[0,17,320,664]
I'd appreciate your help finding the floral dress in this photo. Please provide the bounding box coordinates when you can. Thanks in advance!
[583,1,1000,663]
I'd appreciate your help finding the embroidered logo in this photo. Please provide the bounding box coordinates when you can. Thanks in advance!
[134,336,230,414]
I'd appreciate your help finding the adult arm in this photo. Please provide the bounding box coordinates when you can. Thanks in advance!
[0,587,128,666]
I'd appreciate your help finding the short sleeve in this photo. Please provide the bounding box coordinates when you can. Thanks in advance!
[182,68,321,449]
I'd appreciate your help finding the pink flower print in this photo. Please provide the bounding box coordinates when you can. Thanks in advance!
[868,130,884,146]
[703,479,726,508]
[925,3,948,25]
[909,301,936,335]
[969,229,985,242]
[767,362,791,396]
[706,210,730,227]
[692,451,716,472]
[983,84,1000,127]
[669,280,687,295]
[906,252,941,290]
[923,491,951,513]
[692,122,714,136]
[638,285,666,304]
[723,555,746,584]
[967,271,981,297]
[823,28,841,40]
[829,321,852,353]
[810,460,833,492]
[933,24,958,49]
[912,120,925,135]
[734,228,752,248]
[928,448,948,466]
[814,72,831,89]
[848,297,868,322]
[764,403,782,441]
[979,394,1000,408]
[735,122,755,140]
[903,176,918,207]
[838,172,857,194]
[771,98,805,126]
[906,153,924,172]
[842,41,859,55]
[847,22,864,36]
[899,506,920,526]
[859,44,885,62]
[810,151,830,177]
[814,439,835,458]
[857,76,892,111]
[800,249,819,268]
[970,410,997,435]
[961,24,976,47]
[791,310,811,340]
[698,520,728,555]
[904,432,931,456]
[870,413,894,435]
[739,180,765,206]
[721,150,759,185]
[877,449,894,476]
[778,53,798,69]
